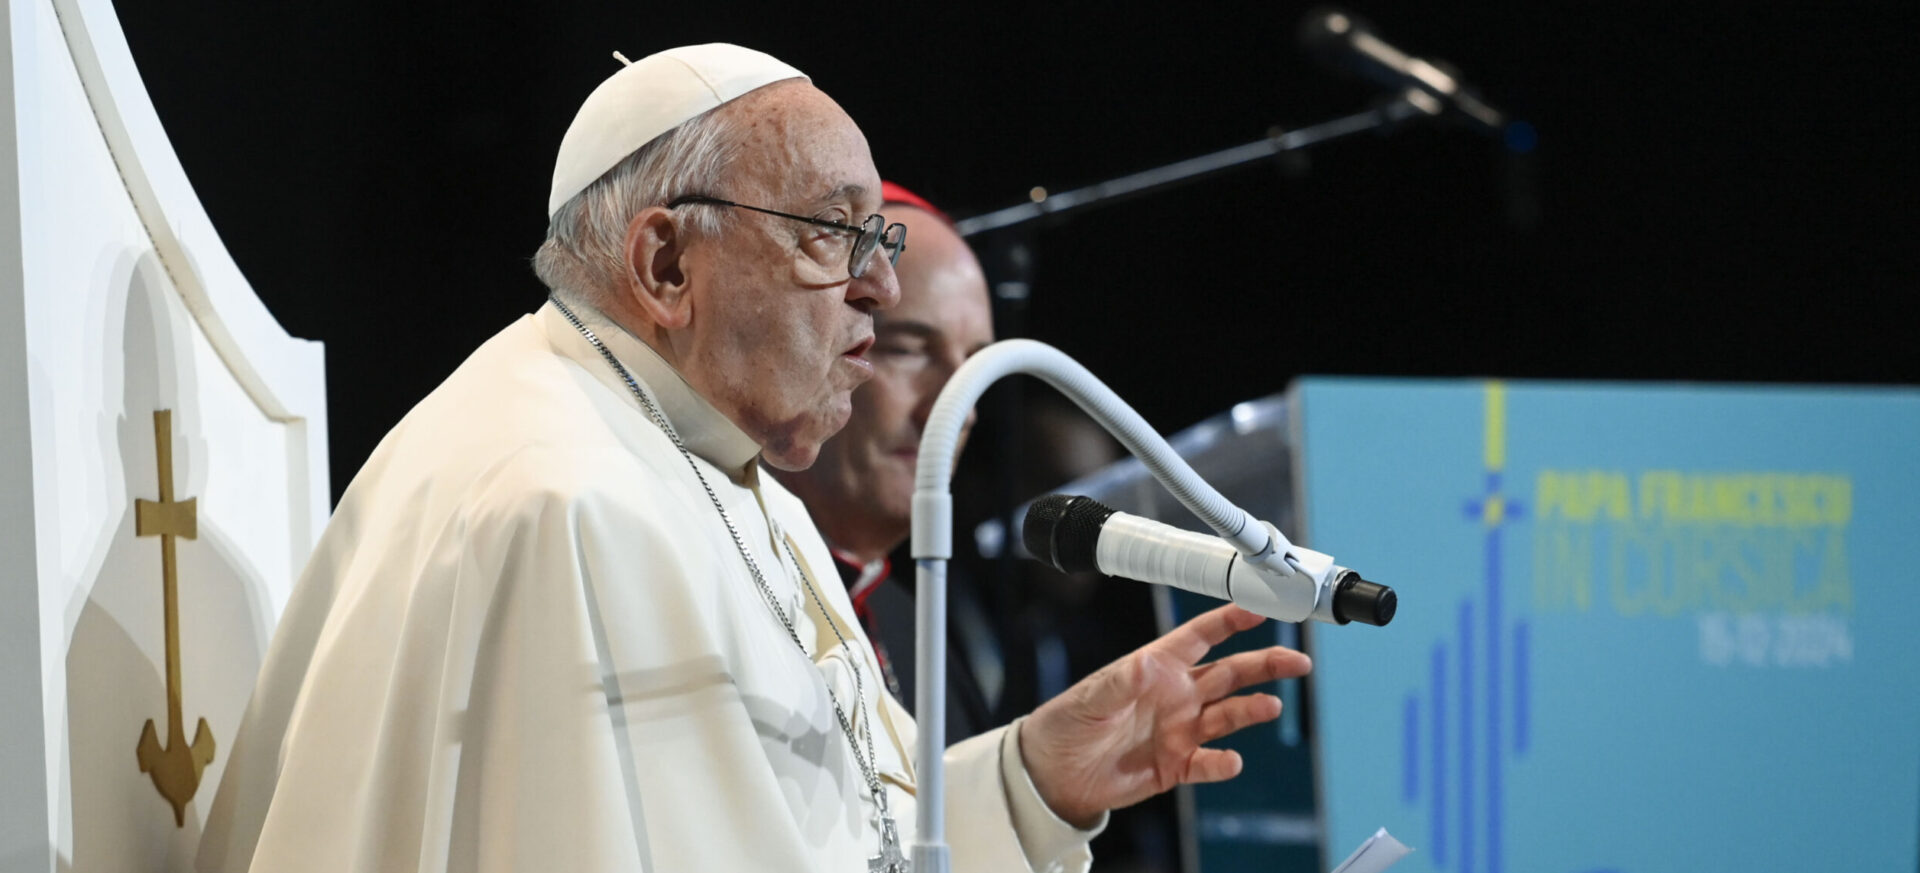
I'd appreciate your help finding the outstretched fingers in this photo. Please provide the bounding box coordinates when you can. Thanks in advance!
[1173,693,1285,788]
[1181,747,1246,784]
[1195,692,1283,745]
[1191,646,1313,702]
[1155,604,1268,664]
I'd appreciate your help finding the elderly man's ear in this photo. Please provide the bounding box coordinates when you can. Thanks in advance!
[622,207,692,329]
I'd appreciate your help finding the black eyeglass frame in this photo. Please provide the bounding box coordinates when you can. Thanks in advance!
[667,194,907,279]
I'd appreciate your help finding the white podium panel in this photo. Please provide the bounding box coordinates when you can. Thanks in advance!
[2,0,328,870]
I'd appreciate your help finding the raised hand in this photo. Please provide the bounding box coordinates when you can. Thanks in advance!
[1016,604,1313,828]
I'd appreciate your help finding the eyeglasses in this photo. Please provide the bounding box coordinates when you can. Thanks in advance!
[667,194,907,280]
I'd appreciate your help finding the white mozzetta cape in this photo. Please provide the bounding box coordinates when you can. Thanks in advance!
[197,302,1096,873]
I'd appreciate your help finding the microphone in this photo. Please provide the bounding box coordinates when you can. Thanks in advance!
[1023,494,1396,627]
[1299,7,1508,136]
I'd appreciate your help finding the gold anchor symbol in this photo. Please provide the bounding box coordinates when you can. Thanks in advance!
[133,409,214,826]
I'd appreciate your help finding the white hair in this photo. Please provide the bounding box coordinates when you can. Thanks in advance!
[531,104,743,307]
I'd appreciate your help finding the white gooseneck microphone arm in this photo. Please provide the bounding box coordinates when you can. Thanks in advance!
[905,339,1360,873]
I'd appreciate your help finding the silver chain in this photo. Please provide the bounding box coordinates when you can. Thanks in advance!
[549,297,892,827]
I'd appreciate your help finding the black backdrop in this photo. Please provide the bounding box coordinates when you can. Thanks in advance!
[115,1,1917,503]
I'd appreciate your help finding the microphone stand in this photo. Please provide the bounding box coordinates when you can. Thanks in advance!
[954,93,1451,579]
[954,97,1441,699]
[914,94,1458,872]
[955,93,1441,238]
[908,339,1330,873]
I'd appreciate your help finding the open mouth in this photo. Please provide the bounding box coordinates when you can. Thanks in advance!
[843,336,875,362]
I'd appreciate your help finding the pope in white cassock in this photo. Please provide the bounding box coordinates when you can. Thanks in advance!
[196,43,1313,873]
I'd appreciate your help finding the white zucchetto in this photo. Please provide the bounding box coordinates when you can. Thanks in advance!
[547,43,807,217]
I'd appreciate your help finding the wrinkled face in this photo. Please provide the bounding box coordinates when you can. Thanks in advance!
[672,82,901,471]
[796,206,994,541]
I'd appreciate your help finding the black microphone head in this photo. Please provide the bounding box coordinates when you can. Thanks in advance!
[1022,495,1076,570]
[1332,572,1397,626]
[1021,494,1116,575]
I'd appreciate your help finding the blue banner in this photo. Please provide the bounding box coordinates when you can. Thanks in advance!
[1297,379,1920,873]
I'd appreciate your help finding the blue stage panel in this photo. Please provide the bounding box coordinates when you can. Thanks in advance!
[1296,379,1920,873]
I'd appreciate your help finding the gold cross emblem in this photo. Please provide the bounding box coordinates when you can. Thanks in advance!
[133,409,214,827]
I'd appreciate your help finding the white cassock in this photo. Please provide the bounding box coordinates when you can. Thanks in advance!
[197,301,1101,873]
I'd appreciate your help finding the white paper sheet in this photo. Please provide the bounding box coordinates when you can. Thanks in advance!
[1328,827,1413,873]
